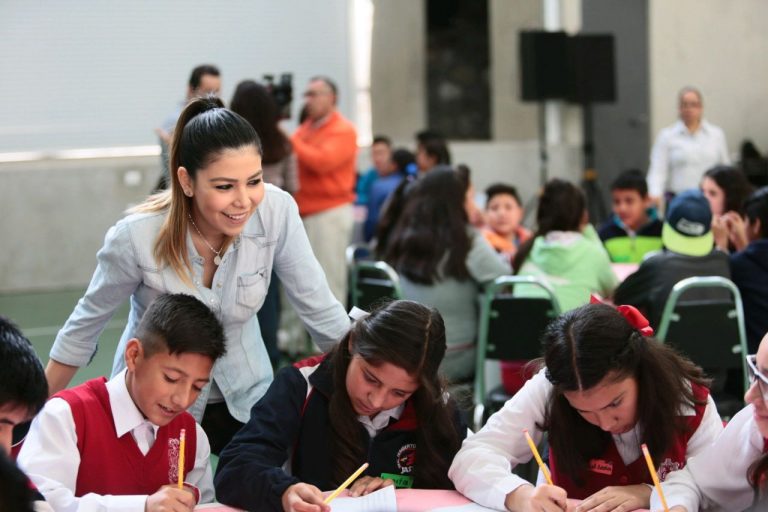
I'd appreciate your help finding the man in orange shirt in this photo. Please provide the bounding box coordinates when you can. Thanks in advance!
[291,77,358,303]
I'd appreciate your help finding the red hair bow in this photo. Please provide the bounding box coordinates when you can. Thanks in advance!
[589,294,654,337]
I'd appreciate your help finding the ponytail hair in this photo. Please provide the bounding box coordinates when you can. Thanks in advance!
[513,178,585,272]
[541,304,709,483]
[327,300,460,489]
[132,96,262,282]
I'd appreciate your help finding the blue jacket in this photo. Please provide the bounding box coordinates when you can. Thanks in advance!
[215,355,467,511]
[730,239,768,353]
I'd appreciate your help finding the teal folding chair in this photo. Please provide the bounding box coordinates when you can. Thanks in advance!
[349,260,402,311]
[657,276,749,417]
[473,275,561,431]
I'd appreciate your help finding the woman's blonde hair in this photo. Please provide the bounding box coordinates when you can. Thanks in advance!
[132,96,262,282]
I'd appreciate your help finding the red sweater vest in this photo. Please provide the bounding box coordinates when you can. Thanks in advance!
[55,377,197,497]
[549,382,709,499]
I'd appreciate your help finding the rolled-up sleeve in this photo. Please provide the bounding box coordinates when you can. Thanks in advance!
[50,222,141,367]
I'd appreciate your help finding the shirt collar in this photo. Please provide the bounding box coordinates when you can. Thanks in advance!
[357,403,405,438]
[674,118,712,135]
[106,368,159,438]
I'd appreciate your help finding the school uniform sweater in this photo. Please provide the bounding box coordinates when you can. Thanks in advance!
[449,369,723,510]
[549,382,709,499]
[215,355,467,511]
[18,371,214,512]
[56,377,197,498]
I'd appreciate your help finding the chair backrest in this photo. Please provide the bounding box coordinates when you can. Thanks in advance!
[473,276,561,426]
[349,260,403,311]
[657,276,749,392]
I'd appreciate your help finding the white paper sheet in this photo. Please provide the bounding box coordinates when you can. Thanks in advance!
[330,485,398,512]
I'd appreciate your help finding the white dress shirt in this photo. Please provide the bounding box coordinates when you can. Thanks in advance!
[653,404,762,512]
[18,370,214,512]
[647,119,730,197]
[448,369,724,511]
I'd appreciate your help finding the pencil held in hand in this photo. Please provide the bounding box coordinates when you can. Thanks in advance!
[523,429,553,486]
[178,429,186,489]
[323,462,370,504]
[641,443,669,512]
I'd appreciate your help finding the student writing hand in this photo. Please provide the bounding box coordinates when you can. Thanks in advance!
[281,483,330,512]
[574,484,651,512]
[504,483,568,512]
[348,475,394,497]
[145,485,196,512]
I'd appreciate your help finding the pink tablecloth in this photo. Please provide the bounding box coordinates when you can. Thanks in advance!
[196,489,651,511]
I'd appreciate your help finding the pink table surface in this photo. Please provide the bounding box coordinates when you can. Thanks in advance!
[196,489,650,511]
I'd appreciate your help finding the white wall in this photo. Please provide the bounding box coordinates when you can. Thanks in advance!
[0,0,355,152]
[649,0,768,156]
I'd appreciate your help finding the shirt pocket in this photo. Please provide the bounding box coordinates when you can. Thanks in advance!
[236,268,269,311]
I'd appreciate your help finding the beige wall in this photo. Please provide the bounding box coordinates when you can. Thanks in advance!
[370,0,426,141]
[489,0,541,141]
[649,0,768,155]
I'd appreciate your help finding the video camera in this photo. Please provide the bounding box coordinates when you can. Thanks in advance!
[263,73,293,120]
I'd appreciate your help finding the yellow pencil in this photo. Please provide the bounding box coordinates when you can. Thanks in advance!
[177,429,186,489]
[641,443,670,512]
[323,462,370,504]
[523,429,553,486]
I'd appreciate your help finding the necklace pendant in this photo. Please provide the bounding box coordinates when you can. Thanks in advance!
[213,254,222,266]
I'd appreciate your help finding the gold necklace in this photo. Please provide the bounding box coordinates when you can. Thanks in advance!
[188,213,224,265]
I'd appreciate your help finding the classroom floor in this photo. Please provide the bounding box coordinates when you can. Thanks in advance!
[0,288,129,386]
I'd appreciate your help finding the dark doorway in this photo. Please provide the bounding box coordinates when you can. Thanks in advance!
[426,0,490,140]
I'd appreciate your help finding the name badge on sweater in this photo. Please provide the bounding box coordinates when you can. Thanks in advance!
[589,459,614,475]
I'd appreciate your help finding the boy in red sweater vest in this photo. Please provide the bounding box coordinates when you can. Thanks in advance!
[0,315,49,511]
[18,293,226,512]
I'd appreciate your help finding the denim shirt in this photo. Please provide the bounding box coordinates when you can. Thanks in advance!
[50,184,350,422]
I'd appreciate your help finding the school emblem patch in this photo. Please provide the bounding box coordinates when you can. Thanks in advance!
[658,457,682,481]
[396,443,416,474]
[168,437,180,484]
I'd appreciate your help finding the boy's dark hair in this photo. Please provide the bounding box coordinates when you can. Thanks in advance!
[0,451,36,512]
[485,183,522,206]
[136,294,226,361]
[422,137,451,166]
[0,317,47,418]
[188,64,220,90]
[391,148,415,174]
[372,135,392,146]
[744,186,768,239]
[611,169,648,197]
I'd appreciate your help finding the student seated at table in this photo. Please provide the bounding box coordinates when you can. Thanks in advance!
[18,294,226,512]
[482,182,532,264]
[656,330,768,511]
[0,316,49,511]
[513,179,618,312]
[215,300,467,512]
[598,169,663,263]
[449,303,723,512]
[613,188,731,330]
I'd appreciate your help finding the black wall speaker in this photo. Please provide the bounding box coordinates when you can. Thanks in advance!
[566,34,616,103]
[520,31,568,101]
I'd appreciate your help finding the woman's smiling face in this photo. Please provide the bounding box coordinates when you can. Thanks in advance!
[180,145,264,240]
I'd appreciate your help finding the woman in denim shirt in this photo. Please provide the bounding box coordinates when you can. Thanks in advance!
[44,96,350,453]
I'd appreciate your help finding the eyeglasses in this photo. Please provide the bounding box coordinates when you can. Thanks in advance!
[746,354,768,402]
